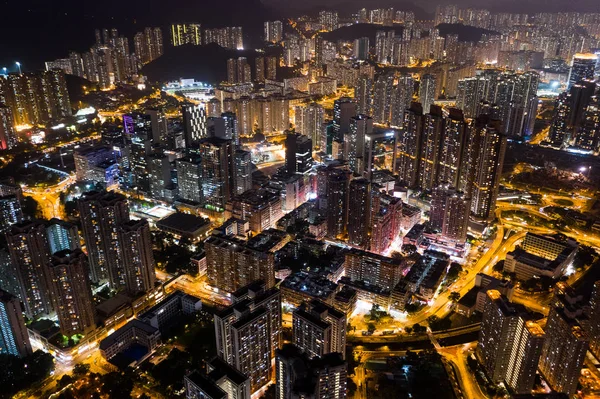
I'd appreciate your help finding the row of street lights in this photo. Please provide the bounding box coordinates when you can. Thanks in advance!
[1,62,22,76]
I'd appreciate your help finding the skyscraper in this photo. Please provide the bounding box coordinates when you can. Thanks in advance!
[276,344,347,399]
[348,115,373,175]
[0,104,16,150]
[6,221,53,318]
[418,74,436,114]
[470,116,507,220]
[0,194,22,232]
[437,108,467,187]
[48,250,96,336]
[354,37,370,60]
[292,300,347,360]
[198,137,236,211]
[214,283,281,394]
[285,133,313,175]
[176,156,203,204]
[122,112,154,193]
[568,53,598,88]
[429,184,452,232]
[548,80,596,148]
[221,112,239,146]
[295,103,324,148]
[574,99,600,151]
[371,74,394,124]
[264,21,283,43]
[148,154,172,201]
[46,219,80,255]
[429,184,472,243]
[395,102,423,187]
[477,290,545,395]
[0,70,72,126]
[456,70,539,137]
[326,168,351,239]
[333,98,357,140]
[255,57,265,82]
[319,11,339,31]
[539,288,589,397]
[182,104,207,147]
[78,191,129,287]
[0,289,32,357]
[234,150,252,195]
[265,56,277,80]
[171,23,202,46]
[588,281,600,361]
[205,234,277,293]
[347,178,371,249]
[370,193,403,254]
[417,105,444,190]
[118,219,156,295]
[354,76,373,116]
[391,74,414,127]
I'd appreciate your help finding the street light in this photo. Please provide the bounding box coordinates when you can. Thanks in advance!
[1,67,6,76]
[15,62,21,75]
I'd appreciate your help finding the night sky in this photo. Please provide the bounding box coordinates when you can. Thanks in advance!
[0,0,598,70]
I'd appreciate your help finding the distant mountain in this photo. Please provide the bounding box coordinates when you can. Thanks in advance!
[140,44,261,84]
[0,0,280,69]
[321,24,402,43]
[435,24,500,42]
[268,0,431,19]
[319,23,498,43]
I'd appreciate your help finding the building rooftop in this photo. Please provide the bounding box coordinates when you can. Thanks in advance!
[232,306,267,330]
[457,286,480,308]
[339,277,391,295]
[156,212,210,233]
[232,188,280,207]
[138,291,200,321]
[246,229,289,252]
[346,248,403,265]
[525,321,545,337]
[293,308,331,330]
[334,286,357,303]
[281,272,339,300]
[207,357,249,386]
[309,299,345,320]
[186,371,227,399]
[232,280,266,302]
[508,248,556,271]
[99,319,158,351]
[96,294,131,317]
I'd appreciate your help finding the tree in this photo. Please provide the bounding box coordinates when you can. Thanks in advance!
[57,374,73,389]
[427,315,452,331]
[0,351,55,398]
[493,260,505,273]
[404,326,413,334]
[347,379,358,395]
[73,363,90,376]
[367,323,376,334]
[446,263,463,281]
[402,245,417,256]
[449,292,461,302]
[101,372,133,399]
[412,323,426,334]
[22,197,41,219]
[369,304,382,322]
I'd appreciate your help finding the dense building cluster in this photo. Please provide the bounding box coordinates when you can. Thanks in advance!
[2,3,600,399]
[171,23,243,50]
[52,27,164,89]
